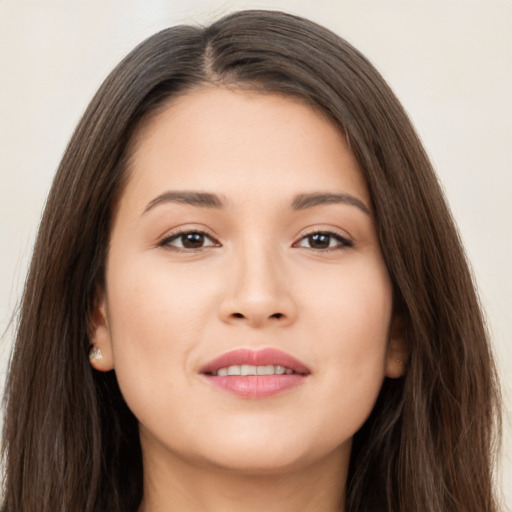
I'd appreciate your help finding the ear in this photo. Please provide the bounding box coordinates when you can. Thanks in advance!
[385,316,408,378]
[88,288,115,372]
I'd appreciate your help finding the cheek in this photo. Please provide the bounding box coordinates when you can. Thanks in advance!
[304,256,392,420]
[104,257,219,409]
[107,254,217,341]
[306,253,392,349]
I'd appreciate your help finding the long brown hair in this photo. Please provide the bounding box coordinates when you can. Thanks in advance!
[1,10,501,512]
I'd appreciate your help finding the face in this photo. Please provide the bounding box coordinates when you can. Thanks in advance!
[91,88,404,475]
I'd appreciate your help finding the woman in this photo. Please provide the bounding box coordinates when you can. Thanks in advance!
[1,10,501,512]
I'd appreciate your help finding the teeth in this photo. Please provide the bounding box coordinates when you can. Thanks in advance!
[214,364,295,376]
[227,365,240,375]
[257,365,274,375]
[241,364,254,376]
[275,365,285,375]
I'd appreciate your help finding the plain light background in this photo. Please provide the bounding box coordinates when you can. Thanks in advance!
[1,0,511,506]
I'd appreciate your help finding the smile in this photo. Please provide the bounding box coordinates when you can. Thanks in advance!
[213,364,296,376]
[200,348,310,399]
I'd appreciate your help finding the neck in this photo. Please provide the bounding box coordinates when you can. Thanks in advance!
[137,438,349,512]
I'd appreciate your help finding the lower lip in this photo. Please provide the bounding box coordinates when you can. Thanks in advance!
[204,374,307,398]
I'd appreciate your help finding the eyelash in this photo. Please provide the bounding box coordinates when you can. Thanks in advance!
[293,230,354,251]
[158,230,220,252]
[158,228,354,253]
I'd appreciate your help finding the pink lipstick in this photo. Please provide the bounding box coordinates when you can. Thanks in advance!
[200,348,310,399]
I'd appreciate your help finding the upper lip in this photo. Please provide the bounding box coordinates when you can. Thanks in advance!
[200,348,311,375]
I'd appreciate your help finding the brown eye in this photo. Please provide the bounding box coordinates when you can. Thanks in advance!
[159,231,219,250]
[181,232,206,248]
[295,231,353,251]
[307,233,331,249]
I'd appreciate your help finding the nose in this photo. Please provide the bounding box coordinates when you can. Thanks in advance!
[218,243,298,329]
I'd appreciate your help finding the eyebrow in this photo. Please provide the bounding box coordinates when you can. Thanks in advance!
[143,190,370,215]
[143,191,226,214]
[291,192,370,214]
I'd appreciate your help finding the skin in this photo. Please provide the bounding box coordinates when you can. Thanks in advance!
[90,88,405,512]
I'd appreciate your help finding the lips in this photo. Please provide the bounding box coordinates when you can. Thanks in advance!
[200,348,310,399]
[200,348,310,375]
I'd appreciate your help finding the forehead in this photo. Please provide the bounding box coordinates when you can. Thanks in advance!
[123,87,369,210]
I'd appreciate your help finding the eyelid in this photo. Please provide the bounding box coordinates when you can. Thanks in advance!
[158,227,221,251]
[156,225,354,252]
[293,227,354,251]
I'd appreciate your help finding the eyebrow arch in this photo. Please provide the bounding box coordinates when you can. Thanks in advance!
[143,191,226,214]
[142,190,370,216]
[291,192,370,214]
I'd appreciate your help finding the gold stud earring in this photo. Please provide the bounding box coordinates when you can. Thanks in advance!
[89,347,104,360]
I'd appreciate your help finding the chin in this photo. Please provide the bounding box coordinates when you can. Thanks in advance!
[192,431,349,476]
[199,448,312,476]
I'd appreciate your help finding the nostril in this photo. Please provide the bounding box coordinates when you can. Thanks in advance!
[231,312,283,319]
